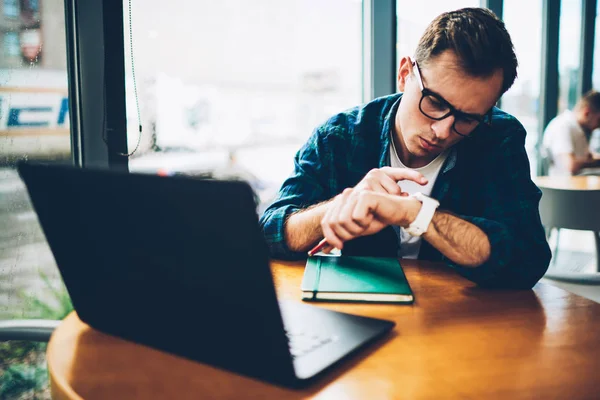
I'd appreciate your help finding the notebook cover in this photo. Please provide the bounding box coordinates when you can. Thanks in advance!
[300,256,414,304]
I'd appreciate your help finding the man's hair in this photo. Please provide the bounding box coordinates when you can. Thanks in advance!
[414,7,518,96]
[578,90,600,113]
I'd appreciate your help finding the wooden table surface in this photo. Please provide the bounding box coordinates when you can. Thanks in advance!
[47,260,600,400]
[535,175,600,190]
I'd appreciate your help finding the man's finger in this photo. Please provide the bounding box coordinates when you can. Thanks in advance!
[356,179,387,193]
[321,222,345,250]
[352,191,377,224]
[379,176,403,195]
[380,167,428,185]
[338,192,367,234]
[321,244,336,254]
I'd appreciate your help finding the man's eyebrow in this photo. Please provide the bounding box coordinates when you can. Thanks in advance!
[427,88,485,119]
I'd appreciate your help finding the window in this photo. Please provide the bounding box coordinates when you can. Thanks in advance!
[396,0,479,71]
[592,0,600,155]
[20,0,41,24]
[124,0,363,209]
[3,0,19,18]
[3,31,19,56]
[591,0,600,91]
[501,0,543,177]
[557,0,582,114]
[0,0,71,394]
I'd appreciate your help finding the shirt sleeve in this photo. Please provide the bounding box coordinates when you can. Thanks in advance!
[258,127,334,260]
[445,126,552,289]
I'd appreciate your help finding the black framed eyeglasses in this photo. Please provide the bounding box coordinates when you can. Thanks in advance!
[412,61,492,137]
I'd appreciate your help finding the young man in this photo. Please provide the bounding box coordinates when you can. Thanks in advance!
[259,8,551,289]
[542,90,600,176]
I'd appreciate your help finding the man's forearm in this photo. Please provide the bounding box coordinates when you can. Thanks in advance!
[575,158,600,172]
[422,211,491,267]
[284,202,329,252]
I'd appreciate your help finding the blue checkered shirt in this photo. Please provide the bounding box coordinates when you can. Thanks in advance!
[259,93,551,289]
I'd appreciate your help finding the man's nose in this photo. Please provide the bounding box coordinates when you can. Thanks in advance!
[430,115,454,140]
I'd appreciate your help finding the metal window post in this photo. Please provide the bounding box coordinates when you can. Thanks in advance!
[538,0,561,175]
[363,0,396,101]
[480,0,504,108]
[578,0,597,96]
[481,0,504,20]
[64,0,128,170]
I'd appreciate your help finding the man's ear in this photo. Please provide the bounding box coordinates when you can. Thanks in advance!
[582,106,591,117]
[397,56,413,92]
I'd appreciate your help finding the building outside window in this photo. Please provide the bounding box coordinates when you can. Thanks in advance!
[3,0,19,18]
[20,0,41,26]
[3,30,19,56]
[0,0,71,395]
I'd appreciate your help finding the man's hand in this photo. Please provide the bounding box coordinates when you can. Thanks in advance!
[316,167,427,253]
[292,167,426,254]
[320,189,422,251]
[354,167,428,195]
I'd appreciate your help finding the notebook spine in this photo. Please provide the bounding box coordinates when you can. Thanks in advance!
[312,257,322,300]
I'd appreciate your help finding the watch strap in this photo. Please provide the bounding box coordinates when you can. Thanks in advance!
[405,193,439,237]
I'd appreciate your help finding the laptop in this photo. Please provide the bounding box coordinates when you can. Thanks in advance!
[18,162,395,388]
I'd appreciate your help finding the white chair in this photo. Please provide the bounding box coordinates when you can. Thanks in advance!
[0,319,60,342]
[538,185,600,283]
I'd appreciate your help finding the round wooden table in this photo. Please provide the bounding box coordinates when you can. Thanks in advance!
[46,259,600,399]
[535,175,600,190]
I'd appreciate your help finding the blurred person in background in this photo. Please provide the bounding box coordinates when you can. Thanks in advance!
[542,90,600,176]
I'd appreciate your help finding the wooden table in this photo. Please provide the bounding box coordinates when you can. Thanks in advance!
[535,175,600,190]
[47,260,600,399]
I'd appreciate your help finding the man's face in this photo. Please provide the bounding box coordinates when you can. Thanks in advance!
[395,50,504,167]
[581,107,600,132]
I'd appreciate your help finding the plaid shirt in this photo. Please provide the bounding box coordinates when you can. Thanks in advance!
[259,93,551,289]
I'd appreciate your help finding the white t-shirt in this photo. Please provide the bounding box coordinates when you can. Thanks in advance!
[389,137,447,259]
[542,110,591,176]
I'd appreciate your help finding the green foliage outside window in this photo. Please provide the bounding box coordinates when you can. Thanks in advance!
[0,271,73,399]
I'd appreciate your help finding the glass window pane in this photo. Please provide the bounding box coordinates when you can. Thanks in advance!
[396,1,479,71]
[1,1,72,309]
[3,0,20,19]
[1,0,72,394]
[558,0,582,114]
[124,0,363,210]
[501,0,543,177]
[592,1,600,90]
[3,31,19,56]
[591,1,600,155]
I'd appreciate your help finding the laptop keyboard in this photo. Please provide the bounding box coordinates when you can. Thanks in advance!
[284,328,338,358]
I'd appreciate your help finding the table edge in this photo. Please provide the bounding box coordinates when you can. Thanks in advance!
[47,313,85,400]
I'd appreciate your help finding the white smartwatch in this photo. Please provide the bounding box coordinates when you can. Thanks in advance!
[405,192,440,237]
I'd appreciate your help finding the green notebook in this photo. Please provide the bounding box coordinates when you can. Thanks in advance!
[301,256,414,304]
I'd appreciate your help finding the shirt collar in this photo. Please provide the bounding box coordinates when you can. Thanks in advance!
[378,93,457,174]
[379,94,402,167]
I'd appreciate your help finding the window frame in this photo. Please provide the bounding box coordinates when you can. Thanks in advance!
[69,0,599,178]
[67,0,128,170]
